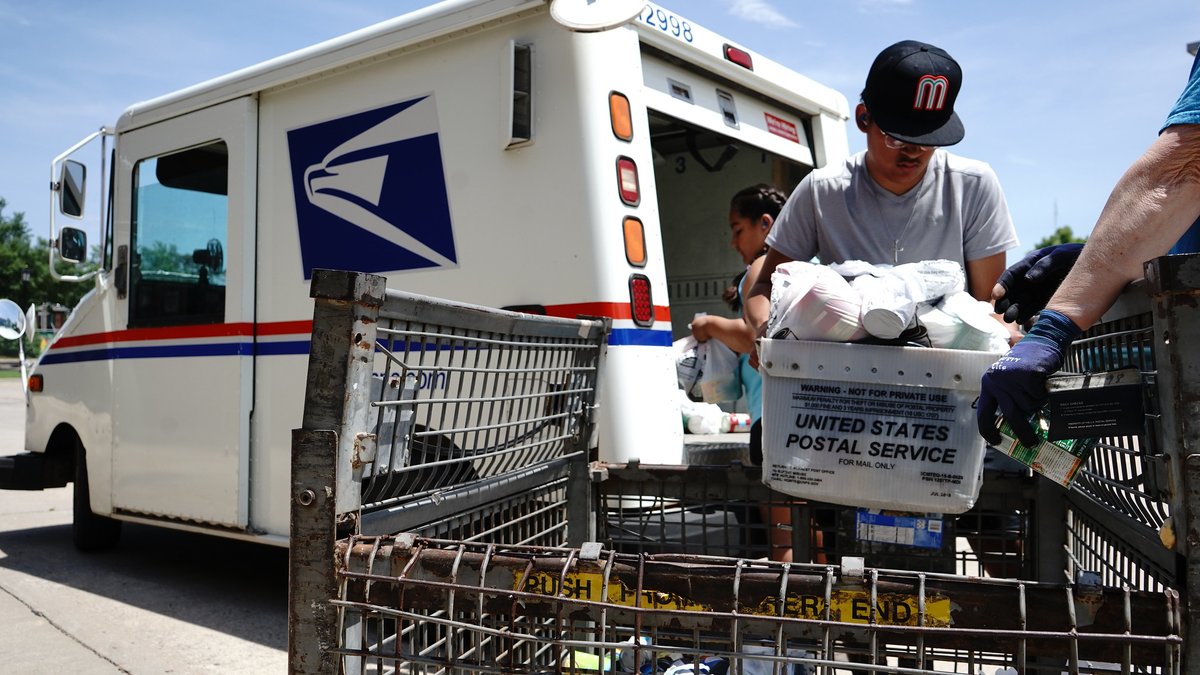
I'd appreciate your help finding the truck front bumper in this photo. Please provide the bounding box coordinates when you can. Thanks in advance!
[0,452,70,490]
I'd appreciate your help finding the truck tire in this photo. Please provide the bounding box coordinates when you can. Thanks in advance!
[73,441,121,552]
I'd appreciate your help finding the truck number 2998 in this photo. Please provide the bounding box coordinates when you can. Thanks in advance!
[641,5,693,42]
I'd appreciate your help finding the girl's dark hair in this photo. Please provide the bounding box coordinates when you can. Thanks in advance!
[724,184,788,312]
[729,183,788,221]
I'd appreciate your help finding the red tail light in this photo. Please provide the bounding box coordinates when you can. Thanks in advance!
[629,274,653,327]
[616,156,640,206]
[724,44,753,70]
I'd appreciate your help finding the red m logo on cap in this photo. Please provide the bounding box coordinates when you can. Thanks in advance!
[913,75,950,111]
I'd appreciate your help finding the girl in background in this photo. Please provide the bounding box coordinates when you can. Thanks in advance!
[689,184,803,562]
[689,183,786,455]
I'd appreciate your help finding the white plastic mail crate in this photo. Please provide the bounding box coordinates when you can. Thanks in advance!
[759,339,1001,513]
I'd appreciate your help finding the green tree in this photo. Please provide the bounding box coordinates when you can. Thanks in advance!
[0,197,98,314]
[0,198,34,304]
[138,240,191,274]
[1031,226,1087,251]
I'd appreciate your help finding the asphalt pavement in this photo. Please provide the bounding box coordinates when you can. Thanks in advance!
[0,378,288,673]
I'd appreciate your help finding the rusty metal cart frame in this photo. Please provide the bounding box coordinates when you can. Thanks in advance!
[289,270,610,672]
[289,257,1200,673]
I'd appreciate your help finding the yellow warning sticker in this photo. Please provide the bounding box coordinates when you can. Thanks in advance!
[516,571,951,627]
[518,571,710,612]
[749,591,951,627]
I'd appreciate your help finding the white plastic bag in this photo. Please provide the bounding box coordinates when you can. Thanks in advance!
[766,261,867,342]
[678,390,728,434]
[917,291,1011,352]
[673,335,704,398]
[935,291,1011,352]
[697,339,742,403]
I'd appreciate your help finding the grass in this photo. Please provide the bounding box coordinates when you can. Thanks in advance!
[0,369,23,379]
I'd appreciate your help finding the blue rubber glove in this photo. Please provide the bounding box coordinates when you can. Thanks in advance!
[977,309,1082,446]
[994,243,1084,325]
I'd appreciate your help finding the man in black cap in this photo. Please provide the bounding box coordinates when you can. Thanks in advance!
[743,40,1023,569]
[745,39,1018,335]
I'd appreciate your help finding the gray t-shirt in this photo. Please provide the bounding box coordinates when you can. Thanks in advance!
[767,150,1018,269]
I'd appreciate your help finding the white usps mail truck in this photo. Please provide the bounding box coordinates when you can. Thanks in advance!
[10,0,848,548]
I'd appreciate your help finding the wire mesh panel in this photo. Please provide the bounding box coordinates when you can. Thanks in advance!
[599,462,1038,580]
[290,270,610,674]
[1067,503,1174,594]
[357,290,607,539]
[330,535,1182,674]
[1054,280,1182,596]
[1063,302,1173,573]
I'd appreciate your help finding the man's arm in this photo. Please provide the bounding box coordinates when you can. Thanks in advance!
[744,248,796,337]
[964,252,1006,302]
[966,251,1023,345]
[1047,124,1200,329]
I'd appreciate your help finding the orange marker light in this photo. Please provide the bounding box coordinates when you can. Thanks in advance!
[609,91,633,141]
[623,217,646,267]
[28,374,43,393]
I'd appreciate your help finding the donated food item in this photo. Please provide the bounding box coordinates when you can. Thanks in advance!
[726,412,752,432]
[991,410,1097,488]
[766,259,995,351]
[848,273,912,338]
[934,291,1011,352]
[834,260,965,339]
[661,657,728,674]
[766,261,867,341]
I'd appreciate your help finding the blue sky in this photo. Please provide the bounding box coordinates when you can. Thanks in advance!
[2,0,1197,265]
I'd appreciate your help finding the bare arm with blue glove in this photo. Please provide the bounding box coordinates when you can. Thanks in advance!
[979,47,1200,446]
[978,122,1200,445]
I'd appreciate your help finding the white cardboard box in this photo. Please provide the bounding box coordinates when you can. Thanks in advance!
[759,339,1000,514]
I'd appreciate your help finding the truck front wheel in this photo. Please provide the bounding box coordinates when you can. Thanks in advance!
[73,441,121,552]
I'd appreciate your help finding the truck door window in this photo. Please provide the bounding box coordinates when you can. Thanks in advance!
[129,141,228,327]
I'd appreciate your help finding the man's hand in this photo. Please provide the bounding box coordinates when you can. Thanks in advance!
[992,243,1084,325]
[977,309,1082,446]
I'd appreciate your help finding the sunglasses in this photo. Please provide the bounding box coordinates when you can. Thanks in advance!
[876,125,932,151]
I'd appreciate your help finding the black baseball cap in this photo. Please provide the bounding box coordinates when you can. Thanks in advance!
[862,40,964,147]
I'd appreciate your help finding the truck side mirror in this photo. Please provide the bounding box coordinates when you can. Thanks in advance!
[0,299,26,341]
[59,160,86,218]
[59,226,88,264]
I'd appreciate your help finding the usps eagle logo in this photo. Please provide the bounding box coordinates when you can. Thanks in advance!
[287,95,457,278]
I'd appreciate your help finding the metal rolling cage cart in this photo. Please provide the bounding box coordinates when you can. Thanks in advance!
[289,270,610,673]
[289,260,1195,674]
